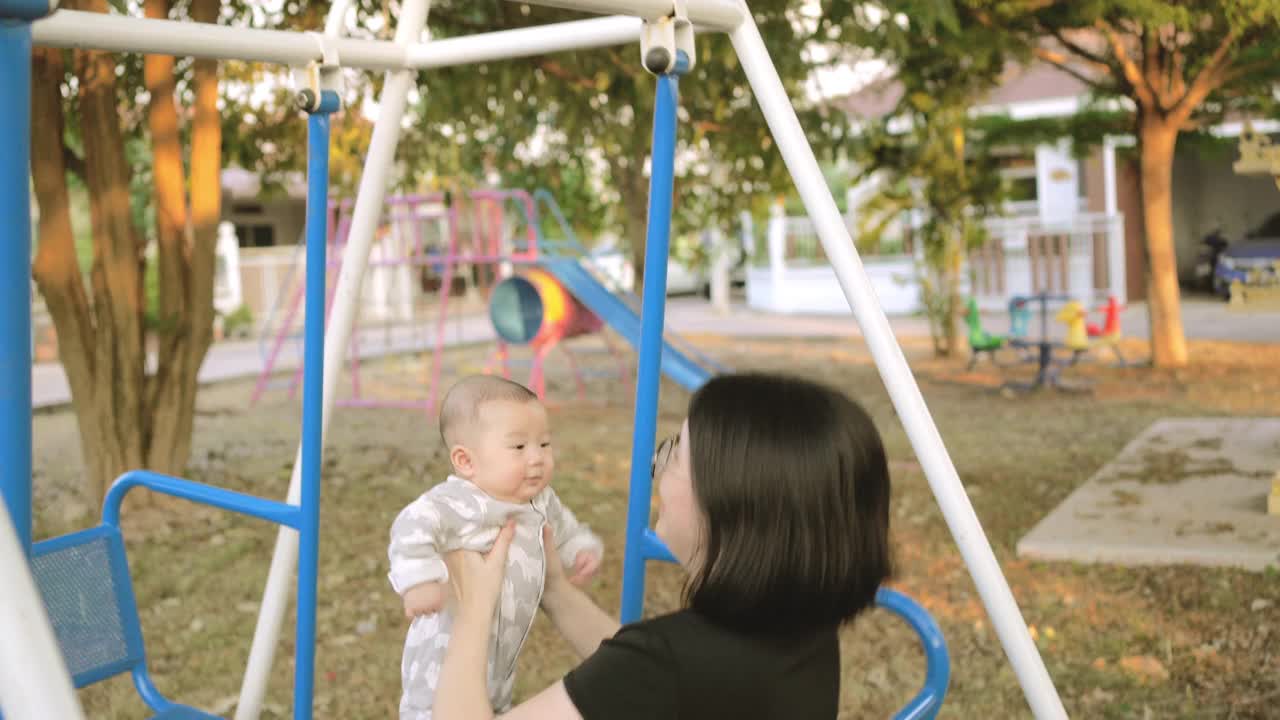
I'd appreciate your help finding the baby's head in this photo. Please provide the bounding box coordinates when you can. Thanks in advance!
[439,375,553,504]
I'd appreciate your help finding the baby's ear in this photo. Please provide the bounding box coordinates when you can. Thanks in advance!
[449,445,474,476]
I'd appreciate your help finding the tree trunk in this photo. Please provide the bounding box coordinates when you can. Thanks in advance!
[617,166,651,289]
[143,0,221,474]
[31,0,153,501]
[30,48,117,501]
[152,0,222,471]
[143,0,191,469]
[923,236,962,359]
[1137,115,1189,368]
[76,33,151,486]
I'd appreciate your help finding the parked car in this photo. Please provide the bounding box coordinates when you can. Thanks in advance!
[1213,213,1280,298]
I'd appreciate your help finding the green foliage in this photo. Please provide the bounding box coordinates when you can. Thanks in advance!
[847,0,1280,358]
[221,304,255,338]
[873,1,1280,134]
[404,2,846,254]
[839,3,1012,355]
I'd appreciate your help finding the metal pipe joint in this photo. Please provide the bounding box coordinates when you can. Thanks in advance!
[640,0,694,75]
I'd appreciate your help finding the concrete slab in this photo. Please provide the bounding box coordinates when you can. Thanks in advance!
[1017,417,1280,572]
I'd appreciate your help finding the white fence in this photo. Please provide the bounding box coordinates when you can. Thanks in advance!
[746,204,1126,316]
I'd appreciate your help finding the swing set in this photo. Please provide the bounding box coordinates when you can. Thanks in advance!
[1,2,1071,719]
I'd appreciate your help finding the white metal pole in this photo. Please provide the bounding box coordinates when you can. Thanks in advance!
[1108,214,1127,305]
[1102,137,1127,303]
[33,10,409,69]
[708,227,730,314]
[1103,136,1118,217]
[323,0,353,37]
[409,15,641,68]
[0,502,86,720]
[729,10,1068,720]
[233,3,431,718]
[767,200,787,311]
[503,0,742,30]
[34,11,646,71]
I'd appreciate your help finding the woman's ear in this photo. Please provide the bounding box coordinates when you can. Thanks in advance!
[450,445,474,477]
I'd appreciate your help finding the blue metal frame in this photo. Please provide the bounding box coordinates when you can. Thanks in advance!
[877,588,951,720]
[30,460,345,718]
[17,79,338,717]
[31,521,217,717]
[0,0,54,21]
[103,470,302,529]
[295,89,339,720]
[619,67,681,624]
[0,18,36,556]
[612,57,949,719]
[31,525,144,689]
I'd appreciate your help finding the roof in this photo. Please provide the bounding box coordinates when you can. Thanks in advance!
[221,167,308,200]
[837,59,1096,122]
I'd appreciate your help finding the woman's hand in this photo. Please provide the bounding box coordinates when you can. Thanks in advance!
[443,519,516,618]
[436,520,516,720]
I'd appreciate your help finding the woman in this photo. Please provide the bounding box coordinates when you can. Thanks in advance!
[436,372,894,719]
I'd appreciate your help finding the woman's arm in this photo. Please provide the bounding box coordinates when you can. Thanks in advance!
[434,525,510,720]
[540,581,621,660]
[436,522,587,720]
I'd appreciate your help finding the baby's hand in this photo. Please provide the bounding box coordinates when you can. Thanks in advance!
[402,581,448,619]
[568,550,601,586]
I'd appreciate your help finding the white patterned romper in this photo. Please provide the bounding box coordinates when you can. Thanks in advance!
[387,475,604,720]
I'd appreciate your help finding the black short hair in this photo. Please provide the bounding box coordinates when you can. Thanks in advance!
[438,375,538,446]
[683,372,893,633]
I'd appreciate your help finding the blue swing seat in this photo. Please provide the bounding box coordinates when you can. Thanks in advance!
[23,468,303,720]
[31,523,222,720]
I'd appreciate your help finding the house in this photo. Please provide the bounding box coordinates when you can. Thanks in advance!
[837,57,1280,301]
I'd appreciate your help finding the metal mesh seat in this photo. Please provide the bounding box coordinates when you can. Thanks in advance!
[32,528,139,687]
[31,525,222,719]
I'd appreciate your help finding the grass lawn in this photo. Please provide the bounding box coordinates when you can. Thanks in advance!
[32,333,1280,719]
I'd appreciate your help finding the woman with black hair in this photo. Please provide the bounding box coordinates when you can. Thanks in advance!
[435,372,894,720]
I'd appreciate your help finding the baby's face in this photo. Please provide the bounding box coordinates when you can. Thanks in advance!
[466,399,554,504]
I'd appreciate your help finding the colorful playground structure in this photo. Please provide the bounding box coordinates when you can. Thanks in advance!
[965,292,1128,389]
[250,187,724,410]
[2,2,1090,719]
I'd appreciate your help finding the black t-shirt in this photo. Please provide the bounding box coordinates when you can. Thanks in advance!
[562,609,839,719]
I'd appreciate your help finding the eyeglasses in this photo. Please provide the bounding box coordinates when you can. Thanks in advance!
[650,433,679,479]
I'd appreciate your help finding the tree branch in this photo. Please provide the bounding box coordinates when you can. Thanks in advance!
[1223,57,1280,84]
[1173,28,1240,119]
[1098,20,1157,110]
[1142,25,1171,110]
[1032,47,1112,92]
[1045,28,1112,71]
[537,60,597,91]
[1168,46,1187,101]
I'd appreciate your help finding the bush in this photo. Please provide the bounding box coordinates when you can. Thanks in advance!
[222,305,254,339]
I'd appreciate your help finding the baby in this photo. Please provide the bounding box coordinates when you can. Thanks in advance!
[387,374,604,720]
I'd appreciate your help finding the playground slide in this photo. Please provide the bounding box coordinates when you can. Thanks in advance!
[539,257,715,392]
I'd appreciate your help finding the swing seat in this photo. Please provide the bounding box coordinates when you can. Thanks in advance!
[28,470,302,720]
[30,524,222,720]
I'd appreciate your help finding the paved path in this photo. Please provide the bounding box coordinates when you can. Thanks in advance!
[31,295,1278,409]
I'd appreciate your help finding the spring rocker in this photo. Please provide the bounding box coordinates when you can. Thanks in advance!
[964,297,1006,370]
[1056,296,1127,367]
